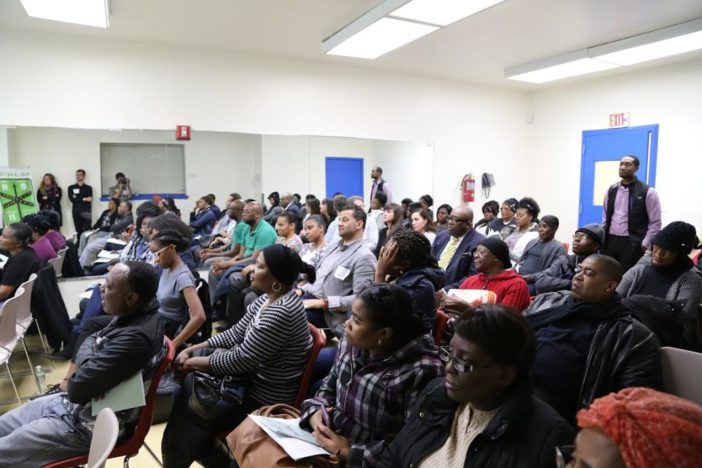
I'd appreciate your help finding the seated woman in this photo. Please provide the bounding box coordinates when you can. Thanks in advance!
[434,203,452,232]
[411,208,437,246]
[487,198,518,238]
[444,237,531,315]
[617,221,702,319]
[263,191,283,225]
[78,197,119,254]
[21,213,57,263]
[516,215,567,294]
[375,202,403,257]
[299,215,328,271]
[375,229,445,333]
[473,200,499,237]
[149,219,206,349]
[573,387,702,468]
[377,305,575,467]
[0,223,41,304]
[300,284,444,467]
[504,197,540,265]
[162,244,313,468]
[189,195,217,237]
[274,211,303,253]
[40,209,67,251]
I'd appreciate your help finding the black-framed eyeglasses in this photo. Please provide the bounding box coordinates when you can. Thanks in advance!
[447,216,471,224]
[439,346,499,373]
[555,445,575,468]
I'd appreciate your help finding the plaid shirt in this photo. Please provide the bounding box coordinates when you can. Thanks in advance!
[300,334,444,467]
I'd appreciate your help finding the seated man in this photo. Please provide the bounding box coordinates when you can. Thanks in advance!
[325,196,379,251]
[0,261,164,467]
[301,204,376,338]
[207,202,277,325]
[527,254,661,422]
[79,200,134,268]
[0,223,41,304]
[527,223,603,295]
[515,215,566,294]
[431,205,485,292]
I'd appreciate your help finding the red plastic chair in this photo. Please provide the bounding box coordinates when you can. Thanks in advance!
[295,323,327,409]
[434,310,449,347]
[43,337,175,468]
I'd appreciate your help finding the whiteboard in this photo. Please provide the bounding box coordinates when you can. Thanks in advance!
[100,143,186,196]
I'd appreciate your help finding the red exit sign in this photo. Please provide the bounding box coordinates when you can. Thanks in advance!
[609,113,630,128]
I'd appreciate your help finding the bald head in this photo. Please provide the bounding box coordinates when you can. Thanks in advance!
[448,205,474,237]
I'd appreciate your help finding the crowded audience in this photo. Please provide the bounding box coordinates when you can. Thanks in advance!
[3,157,702,468]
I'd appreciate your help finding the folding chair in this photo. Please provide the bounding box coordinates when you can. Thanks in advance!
[43,337,176,468]
[661,346,702,407]
[88,408,119,468]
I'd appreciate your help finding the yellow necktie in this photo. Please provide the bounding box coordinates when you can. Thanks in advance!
[439,236,460,270]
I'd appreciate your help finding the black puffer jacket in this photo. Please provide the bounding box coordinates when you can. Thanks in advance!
[377,378,575,468]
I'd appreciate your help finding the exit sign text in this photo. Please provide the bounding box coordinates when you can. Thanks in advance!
[609,113,630,128]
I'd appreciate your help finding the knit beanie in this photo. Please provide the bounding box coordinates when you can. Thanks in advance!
[479,237,512,270]
[261,244,302,286]
[652,221,697,256]
[577,223,605,246]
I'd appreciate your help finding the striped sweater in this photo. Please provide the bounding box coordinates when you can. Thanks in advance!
[207,290,312,405]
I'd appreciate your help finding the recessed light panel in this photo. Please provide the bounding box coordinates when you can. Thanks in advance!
[326,17,438,59]
[20,0,109,29]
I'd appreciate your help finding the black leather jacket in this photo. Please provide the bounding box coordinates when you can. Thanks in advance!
[578,312,662,411]
[377,379,575,468]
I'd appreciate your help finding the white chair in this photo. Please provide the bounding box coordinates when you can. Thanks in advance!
[661,346,702,407]
[15,274,49,355]
[0,289,28,404]
[54,248,68,278]
[87,408,119,468]
[48,256,62,277]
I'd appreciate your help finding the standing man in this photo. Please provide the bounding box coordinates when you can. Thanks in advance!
[602,155,661,272]
[370,166,393,204]
[67,169,93,237]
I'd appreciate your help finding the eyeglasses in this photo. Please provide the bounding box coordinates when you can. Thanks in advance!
[439,346,499,373]
[153,245,171,258]
[447,216,471,224]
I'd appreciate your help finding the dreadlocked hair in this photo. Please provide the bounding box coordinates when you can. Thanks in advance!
[389,228,438,269]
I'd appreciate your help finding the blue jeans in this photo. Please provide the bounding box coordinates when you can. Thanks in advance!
[0,394,91,467]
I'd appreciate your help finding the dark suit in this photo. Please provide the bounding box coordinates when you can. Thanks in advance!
[431,228,485,290]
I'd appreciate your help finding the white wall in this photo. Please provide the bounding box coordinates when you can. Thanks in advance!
[530,58,702,238]
[7,127,262,235]
[0,29,532,212]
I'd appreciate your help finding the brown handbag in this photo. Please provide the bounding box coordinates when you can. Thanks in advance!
[227,403,342,468]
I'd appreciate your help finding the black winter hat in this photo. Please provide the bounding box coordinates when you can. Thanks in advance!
[652,221,697,256]
[576,223,605,246]
[478,237,512,270]
[261,244,302,286]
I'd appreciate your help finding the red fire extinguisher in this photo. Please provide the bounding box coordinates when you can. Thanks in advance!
[461,174,475,203]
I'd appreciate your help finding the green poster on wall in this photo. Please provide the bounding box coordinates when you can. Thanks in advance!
[0,168,38,226]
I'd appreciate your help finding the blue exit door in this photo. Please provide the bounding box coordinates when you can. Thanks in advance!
[578,125,658,227]
[325,157,364,198]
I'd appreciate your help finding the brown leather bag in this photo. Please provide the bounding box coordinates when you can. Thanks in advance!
[227,403,342,468]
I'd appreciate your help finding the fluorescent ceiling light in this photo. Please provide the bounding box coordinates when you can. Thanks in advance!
[391,0,506,27]
[591,30,702,66]
[20,0,109,28]
[507,58,619,84]
[326,17,437,59]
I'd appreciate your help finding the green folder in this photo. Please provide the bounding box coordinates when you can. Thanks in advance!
[91,372,146,417]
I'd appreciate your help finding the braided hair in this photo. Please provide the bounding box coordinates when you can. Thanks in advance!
[389,229,438,270]
[358,284,425,351]
[149,215,193,252]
